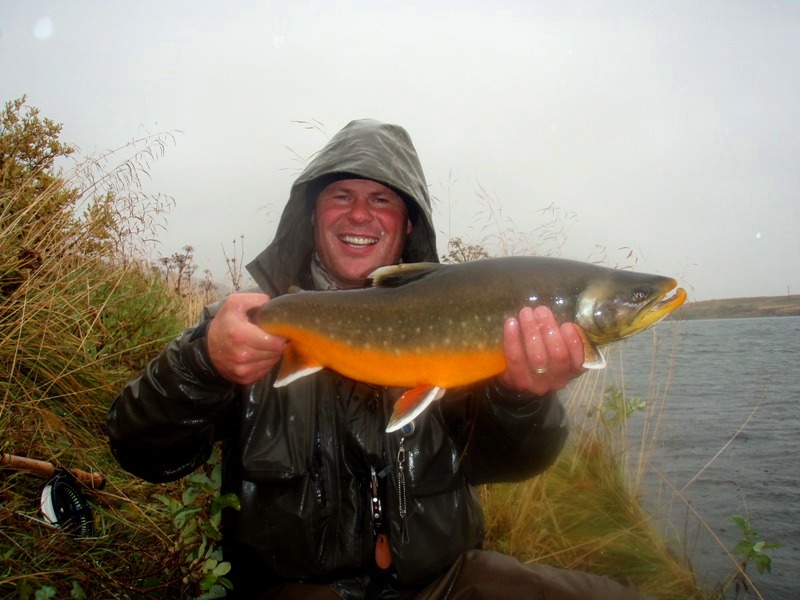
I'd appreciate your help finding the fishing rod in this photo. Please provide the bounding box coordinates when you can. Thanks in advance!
[1,452,105,489]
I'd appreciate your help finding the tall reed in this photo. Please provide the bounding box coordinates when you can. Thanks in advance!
[481,367,707,599]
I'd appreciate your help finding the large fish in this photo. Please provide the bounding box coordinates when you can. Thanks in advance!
[249,256,686,432]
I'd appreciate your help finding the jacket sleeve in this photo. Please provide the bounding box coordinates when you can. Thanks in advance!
[440,379,569,485]
[106,321,238,483]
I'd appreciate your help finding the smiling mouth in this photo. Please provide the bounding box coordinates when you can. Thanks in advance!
[340,234,379,248]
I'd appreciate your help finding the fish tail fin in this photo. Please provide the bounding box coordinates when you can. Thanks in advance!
[386,386,445,433]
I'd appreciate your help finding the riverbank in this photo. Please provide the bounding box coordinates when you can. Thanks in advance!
[671,294,800,320]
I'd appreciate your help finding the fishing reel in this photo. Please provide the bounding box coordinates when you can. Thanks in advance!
[38,467,94,538]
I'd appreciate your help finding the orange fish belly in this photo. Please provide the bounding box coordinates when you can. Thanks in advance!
[268,324,505,388]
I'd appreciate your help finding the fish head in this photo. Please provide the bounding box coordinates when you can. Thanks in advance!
[575,270,687,345]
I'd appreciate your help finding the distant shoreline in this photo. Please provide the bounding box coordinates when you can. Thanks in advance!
[669,294,800,320]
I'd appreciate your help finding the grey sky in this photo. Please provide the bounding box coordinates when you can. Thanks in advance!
[2,1,798,301]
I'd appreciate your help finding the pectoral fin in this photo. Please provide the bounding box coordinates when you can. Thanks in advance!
[274,343,324,387]
[386,385,445,433]
[574,325,606,369]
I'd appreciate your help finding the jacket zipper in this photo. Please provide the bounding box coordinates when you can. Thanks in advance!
[312,428,327,508]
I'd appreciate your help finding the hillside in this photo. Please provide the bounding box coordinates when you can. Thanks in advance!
[671,294,800,320]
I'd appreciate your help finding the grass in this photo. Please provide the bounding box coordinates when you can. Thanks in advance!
[0,134,224,597]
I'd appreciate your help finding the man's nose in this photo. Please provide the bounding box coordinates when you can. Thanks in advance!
[346,197,373,223]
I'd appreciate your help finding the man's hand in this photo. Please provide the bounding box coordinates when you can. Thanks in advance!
[498,306,585,396]
[206,293,287,385]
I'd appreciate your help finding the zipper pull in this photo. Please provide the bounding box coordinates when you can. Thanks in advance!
[397,437,409,544]
[370,466,382,535]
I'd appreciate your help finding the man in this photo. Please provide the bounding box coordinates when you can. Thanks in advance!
[107,119,643,599]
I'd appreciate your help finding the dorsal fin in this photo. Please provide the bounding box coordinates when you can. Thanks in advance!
[368,262,443,288]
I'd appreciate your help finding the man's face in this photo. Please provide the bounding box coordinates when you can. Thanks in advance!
[312,178,413,289]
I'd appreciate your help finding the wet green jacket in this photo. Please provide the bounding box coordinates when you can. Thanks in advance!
[106,120,568,597]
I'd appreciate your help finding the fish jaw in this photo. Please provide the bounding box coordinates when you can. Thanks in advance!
[616,283,687,339]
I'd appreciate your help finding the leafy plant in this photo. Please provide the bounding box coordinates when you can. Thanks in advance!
[153,447,240,599]
[711,515,782,599]
[600,386,647,429]
[730,515,780,576]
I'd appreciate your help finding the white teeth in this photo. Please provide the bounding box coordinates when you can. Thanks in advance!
[341,235,378,247]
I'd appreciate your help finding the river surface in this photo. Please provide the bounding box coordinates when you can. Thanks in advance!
[568,316,799,599]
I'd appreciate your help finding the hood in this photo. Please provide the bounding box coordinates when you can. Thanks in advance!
[247,119,439,296]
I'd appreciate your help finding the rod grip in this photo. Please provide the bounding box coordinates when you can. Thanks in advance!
[1,453,106,490]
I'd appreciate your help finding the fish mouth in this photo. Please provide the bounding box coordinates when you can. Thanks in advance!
[634,281,687,331]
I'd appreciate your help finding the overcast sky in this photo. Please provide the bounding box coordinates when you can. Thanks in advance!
[2,1,798,301]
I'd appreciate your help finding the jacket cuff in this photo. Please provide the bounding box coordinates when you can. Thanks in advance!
[485,377,553,419]
[176,319,231,389]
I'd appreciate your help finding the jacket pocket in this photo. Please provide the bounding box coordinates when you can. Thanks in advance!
[237,379,319,482]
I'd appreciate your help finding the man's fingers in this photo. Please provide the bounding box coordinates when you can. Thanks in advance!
[499,306,586,395]
[520,307,550,377]
[206,293,286,385]
[561,322,586,372]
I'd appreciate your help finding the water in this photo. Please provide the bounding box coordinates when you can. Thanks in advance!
[583,316,800,599]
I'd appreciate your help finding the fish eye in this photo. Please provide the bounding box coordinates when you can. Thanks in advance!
[632,290,648,302]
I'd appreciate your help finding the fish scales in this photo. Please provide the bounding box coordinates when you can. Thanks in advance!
[258,259,550,358]
[256,279,511,387]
